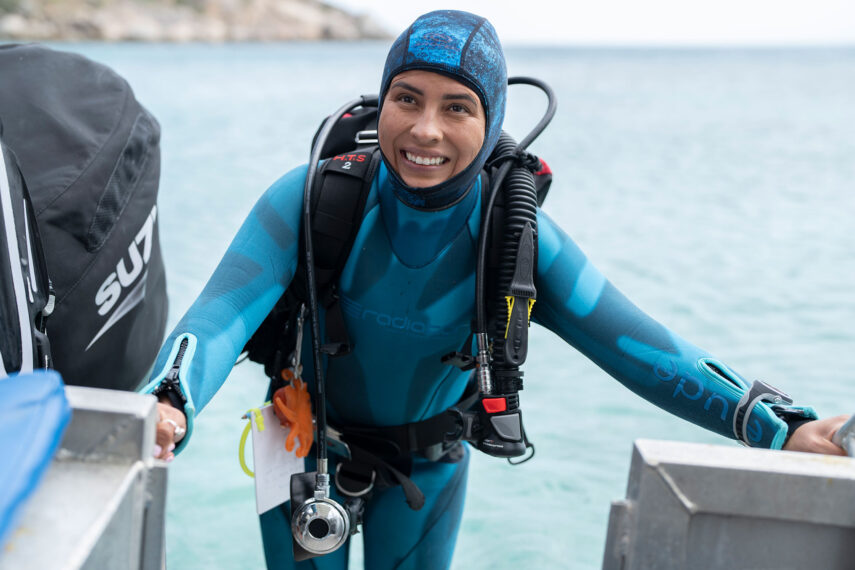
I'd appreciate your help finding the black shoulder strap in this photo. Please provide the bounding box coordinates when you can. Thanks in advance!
[310,149,380,290]
[311,148,381,357]
[241,147,381,372]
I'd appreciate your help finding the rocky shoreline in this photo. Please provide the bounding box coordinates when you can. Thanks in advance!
[0,0,389,42]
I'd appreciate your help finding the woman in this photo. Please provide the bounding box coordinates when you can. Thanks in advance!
[145,10,846,569]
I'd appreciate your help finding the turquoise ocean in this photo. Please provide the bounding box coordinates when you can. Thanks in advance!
[44,42,855,568]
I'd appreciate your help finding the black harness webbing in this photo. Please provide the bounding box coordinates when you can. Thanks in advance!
[332,386,480,511]
[243,148,380,372]
[309,149,381,357]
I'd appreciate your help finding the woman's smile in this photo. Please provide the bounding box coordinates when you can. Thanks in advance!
[402,150,448,167]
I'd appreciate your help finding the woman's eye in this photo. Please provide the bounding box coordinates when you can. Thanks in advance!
[449,103,469,114]
[398,94,416,104]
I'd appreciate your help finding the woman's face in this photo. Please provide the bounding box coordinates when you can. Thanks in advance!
[378,70,486,188]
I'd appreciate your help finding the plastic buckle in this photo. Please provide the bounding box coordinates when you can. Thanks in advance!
[323,425,352,461]
[441,351,476,371]
[354,130,378,145]
[445,407,479,444]
[320,343,350,357]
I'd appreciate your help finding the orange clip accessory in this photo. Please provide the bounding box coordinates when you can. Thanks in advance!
[272,369,314,458]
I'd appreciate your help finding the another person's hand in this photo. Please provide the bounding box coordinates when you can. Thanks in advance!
[154,399,187,461]
[782,414,848,456]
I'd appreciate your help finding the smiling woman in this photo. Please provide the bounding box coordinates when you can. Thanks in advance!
[139,8,848,570]
[378,71,486,188]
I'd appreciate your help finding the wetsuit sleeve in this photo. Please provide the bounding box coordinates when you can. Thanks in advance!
[140,165,307,452]
[532,209,816,449]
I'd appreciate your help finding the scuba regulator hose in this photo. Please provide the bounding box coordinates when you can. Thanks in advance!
[473,77,557,460]
[291,95,379,559]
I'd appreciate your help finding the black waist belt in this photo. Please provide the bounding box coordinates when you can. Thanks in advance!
[330,388,480,512]
[334,386,479,461]
[339,410,461,459]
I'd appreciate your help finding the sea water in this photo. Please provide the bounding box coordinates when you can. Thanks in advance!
[42,42,855,569]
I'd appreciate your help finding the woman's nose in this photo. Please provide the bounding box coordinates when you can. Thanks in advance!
[410,109,442,143]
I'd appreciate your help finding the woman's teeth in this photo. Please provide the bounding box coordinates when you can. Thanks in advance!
[405,151,446,166]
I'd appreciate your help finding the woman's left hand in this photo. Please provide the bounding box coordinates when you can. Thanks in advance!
[783,414,849,455]
[154,399,187,461]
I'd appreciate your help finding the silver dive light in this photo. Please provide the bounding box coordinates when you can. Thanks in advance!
[291,472,349,556]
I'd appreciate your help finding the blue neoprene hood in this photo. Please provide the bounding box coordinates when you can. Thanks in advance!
[379,10,507,210]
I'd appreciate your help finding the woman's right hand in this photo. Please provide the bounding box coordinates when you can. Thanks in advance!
[154,399,187,461]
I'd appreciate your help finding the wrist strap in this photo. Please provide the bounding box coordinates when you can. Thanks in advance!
[733,380,793,445]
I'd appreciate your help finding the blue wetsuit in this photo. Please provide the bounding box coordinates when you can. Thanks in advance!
[143,9,816,570]
[144,160,811,568]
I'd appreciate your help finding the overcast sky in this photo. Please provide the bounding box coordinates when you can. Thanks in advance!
[330,0,855,45]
